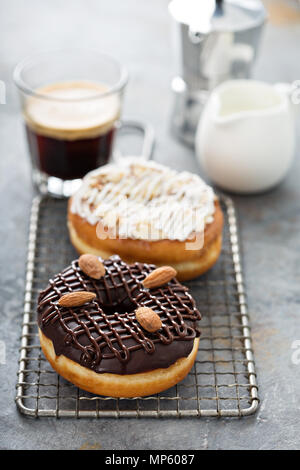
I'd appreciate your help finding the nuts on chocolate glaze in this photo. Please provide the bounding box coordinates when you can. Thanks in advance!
[135,307,162,333]
[142,266,177,289]
[78,254,105,279]
[58,291,96,307]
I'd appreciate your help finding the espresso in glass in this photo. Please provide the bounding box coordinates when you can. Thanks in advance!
[14,50,128,197]
[24,81,120,181]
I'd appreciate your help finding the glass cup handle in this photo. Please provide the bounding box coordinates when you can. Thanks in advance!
[113,119,155,162]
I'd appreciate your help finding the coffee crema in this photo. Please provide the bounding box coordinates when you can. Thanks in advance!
[24,81,121,180]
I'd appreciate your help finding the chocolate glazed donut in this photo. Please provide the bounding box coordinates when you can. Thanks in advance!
[37,255,201,396]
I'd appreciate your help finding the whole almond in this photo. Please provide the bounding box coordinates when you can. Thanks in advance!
[142,266,177,289]
[58,291,96,307]
[135,307,162,333]
[78,254,105,280]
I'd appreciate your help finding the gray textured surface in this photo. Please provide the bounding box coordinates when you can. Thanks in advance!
[0,0,300,450]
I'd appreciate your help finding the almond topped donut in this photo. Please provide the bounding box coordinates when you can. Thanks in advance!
[37,255,201,397]
[68,158,223,281]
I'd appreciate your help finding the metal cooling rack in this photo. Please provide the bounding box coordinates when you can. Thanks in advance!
[16,195,259,418]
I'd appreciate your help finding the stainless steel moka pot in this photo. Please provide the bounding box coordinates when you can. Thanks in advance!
[168,0,267,146]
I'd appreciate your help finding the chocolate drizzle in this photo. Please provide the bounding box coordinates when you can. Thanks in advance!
[37,256,201,375]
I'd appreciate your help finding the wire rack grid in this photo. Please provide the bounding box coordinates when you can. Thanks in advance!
[15,194,259,418]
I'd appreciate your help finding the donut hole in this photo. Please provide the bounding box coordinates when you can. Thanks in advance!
[101,299,137,316]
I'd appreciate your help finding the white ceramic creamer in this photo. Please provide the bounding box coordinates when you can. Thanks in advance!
[195,80,296,193]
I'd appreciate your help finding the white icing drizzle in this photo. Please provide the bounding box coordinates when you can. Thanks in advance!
[71,158,216,241]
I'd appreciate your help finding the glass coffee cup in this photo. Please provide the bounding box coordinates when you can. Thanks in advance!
[14,50,153,197]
